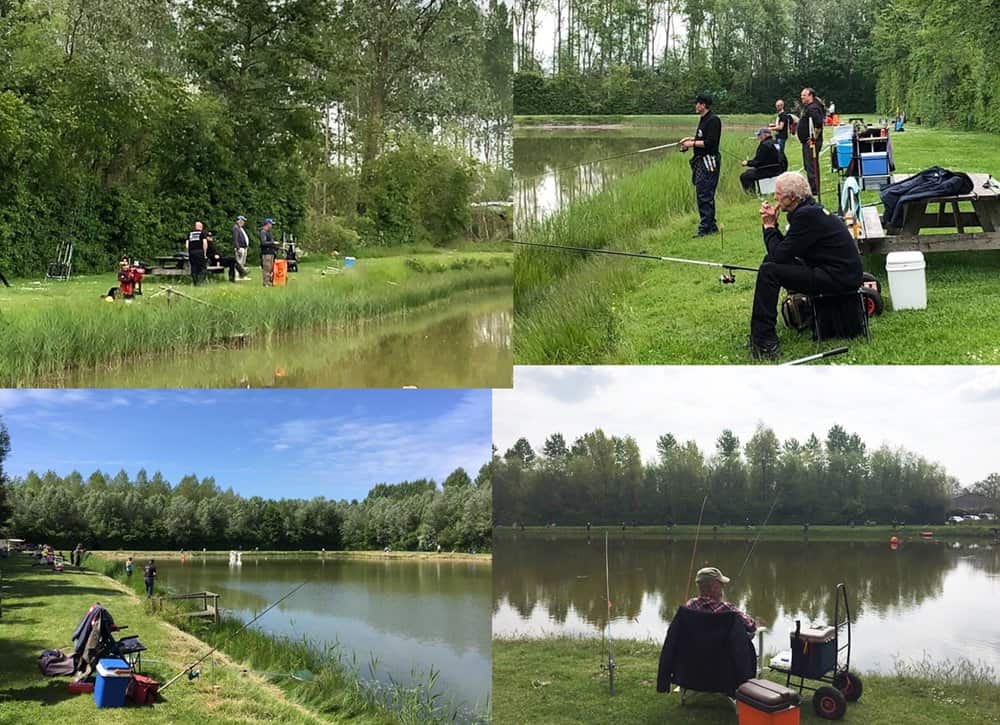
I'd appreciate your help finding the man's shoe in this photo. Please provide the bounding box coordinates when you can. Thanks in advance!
[693,228,719,238]
[748,338,781,362]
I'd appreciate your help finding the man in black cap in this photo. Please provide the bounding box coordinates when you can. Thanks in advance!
[232,214,251,280]
[259,218,277,287]
[680,94,722,237]
[186,221,208,286]
[740,128,784,192]
[797,88,826,196]
[749,172,863,360]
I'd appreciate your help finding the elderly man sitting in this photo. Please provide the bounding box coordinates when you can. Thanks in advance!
[749,172,863,361]
[685,567,760,633]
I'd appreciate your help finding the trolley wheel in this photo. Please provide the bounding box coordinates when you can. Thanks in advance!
[814,686,848,720]
[860,287,884,317]
[862,272,882,296]
[834,671,864,702]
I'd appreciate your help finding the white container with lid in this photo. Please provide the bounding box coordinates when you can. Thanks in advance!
[885,251,927,310]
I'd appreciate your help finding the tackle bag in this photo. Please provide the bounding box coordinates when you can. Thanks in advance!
[39,649,77,676]
[781,293,813,332]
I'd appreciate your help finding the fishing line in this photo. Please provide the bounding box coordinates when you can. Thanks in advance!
[161,581,308,691]
[736,494,781,579]
[684,495,710,599]
[518,142,682,182]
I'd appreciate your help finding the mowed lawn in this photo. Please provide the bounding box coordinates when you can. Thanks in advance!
[0,553,379,725]
[514,117,1000,364]
[493,637,1000,725]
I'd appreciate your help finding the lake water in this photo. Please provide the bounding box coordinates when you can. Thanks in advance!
[157,556,491,717]
[514,129,682,229]
[493,533,1000,676]
[49,292,512,388]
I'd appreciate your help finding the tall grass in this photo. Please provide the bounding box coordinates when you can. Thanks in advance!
[515,135,753,362]
[0,264,510,385]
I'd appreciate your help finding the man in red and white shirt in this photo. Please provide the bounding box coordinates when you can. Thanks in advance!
[685,566,759,634]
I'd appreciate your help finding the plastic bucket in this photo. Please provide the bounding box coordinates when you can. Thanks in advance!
[94,658,130,708]
[272,258,288,286]
[886,251,927,310]
[836,139,853,168]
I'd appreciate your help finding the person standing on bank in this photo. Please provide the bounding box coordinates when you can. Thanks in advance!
[797,88,826,197]
[259,218,277,287]
[232,215,251,279]
[143,558,157,599]
[680,94,722,237]
[748,172,862,360]
[187,221,209,286]
[770,99,793,156]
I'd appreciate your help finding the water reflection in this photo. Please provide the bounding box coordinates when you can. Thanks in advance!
[493,533,1000,674]
[49,294,512,388]
[514,133,678,230]
[159,557,492,714]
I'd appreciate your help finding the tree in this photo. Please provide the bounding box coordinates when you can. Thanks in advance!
[0,417,11,529]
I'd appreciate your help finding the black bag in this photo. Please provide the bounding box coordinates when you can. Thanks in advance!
[782,293,813,332]
[39,649,76,676]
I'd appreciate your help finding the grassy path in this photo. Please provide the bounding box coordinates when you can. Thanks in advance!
[494,637,1000,724]
[0,553,391,724]
[514,118,1000,364]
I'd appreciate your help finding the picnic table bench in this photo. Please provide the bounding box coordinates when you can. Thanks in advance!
[859,172,1000,254]
[146,255,224,278]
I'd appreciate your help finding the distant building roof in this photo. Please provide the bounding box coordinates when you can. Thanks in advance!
[950,492,993,513]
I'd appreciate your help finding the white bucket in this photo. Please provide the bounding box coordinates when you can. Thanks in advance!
[885,251,927,310]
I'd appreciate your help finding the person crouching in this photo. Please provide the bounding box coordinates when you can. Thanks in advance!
[749,172,862,360]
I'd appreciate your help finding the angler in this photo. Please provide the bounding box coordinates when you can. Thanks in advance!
[680,94,722,238]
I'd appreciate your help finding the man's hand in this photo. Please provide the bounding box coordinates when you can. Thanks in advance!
[741,160,748,167]
[680,137,695,150]
[760,201,779,228]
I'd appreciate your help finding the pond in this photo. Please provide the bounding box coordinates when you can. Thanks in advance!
[48,291,512,388]
[492,532,1000,676]
[157,555,492,718]
[515,128,683,229]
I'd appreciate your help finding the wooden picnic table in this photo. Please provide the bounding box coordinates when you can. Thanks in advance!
[859,172,1000,254]
[147,255,224,277]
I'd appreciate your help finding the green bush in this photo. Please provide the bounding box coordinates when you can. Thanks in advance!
[300,213,362,255]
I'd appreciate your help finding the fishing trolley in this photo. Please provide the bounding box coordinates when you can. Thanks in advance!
[768,583,862,720]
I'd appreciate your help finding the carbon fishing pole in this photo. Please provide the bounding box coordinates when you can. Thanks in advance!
[161,581,308,691]
[684,495,710,599]
[736,493,781,579]
[604,530,616,696]
[781,346,849,366]
[520,142,682,182]
[512,240,758,283]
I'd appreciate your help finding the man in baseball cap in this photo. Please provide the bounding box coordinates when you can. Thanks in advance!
[685,566,759,633]
[739,127,783,192]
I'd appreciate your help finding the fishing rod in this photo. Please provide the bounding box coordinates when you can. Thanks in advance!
[736,493,781,579]
[161,582,308,691]
[604,530,616,696]
[512,240,758,283]
[520,142,682,182]
[781,346,849,366]
[684,495,710,599]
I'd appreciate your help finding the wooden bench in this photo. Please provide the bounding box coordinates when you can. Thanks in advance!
[156,591,220,623]
[858,172,1000,254]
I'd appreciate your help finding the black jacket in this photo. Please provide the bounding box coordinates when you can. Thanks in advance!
[693,111,721,157]
[763,199,863,283]
[657,606,757,696]
[797,101,825,144]
[880,167,974,228]
[748,138,782,174]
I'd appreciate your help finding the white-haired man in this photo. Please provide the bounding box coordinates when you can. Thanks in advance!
[750,172,863,360]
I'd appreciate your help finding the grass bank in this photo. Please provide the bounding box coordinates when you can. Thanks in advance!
[497,524,999,541]
[0,251,511,386]
[92,549,492,563]
[514,119,1000,364]
[0,552,390,724]
[493,637,1000,724]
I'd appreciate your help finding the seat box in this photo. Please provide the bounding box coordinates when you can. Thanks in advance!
[737,679,801,725]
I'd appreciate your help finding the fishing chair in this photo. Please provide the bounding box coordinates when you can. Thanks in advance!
[656,608,758,711]
[809,290,871,345]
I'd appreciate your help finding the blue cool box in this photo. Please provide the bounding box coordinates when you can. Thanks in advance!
[836,139,853,168]
[861,152,889,176]
[94,657,130,708]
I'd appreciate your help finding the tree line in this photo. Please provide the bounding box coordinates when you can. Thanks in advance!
[0,423,491,552]
[873,0,1000,133]
[0,0,512,277]
[492,424,997,526]
[512,0,879,115]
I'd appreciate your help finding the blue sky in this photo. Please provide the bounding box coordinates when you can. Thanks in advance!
[0,389,491,500]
